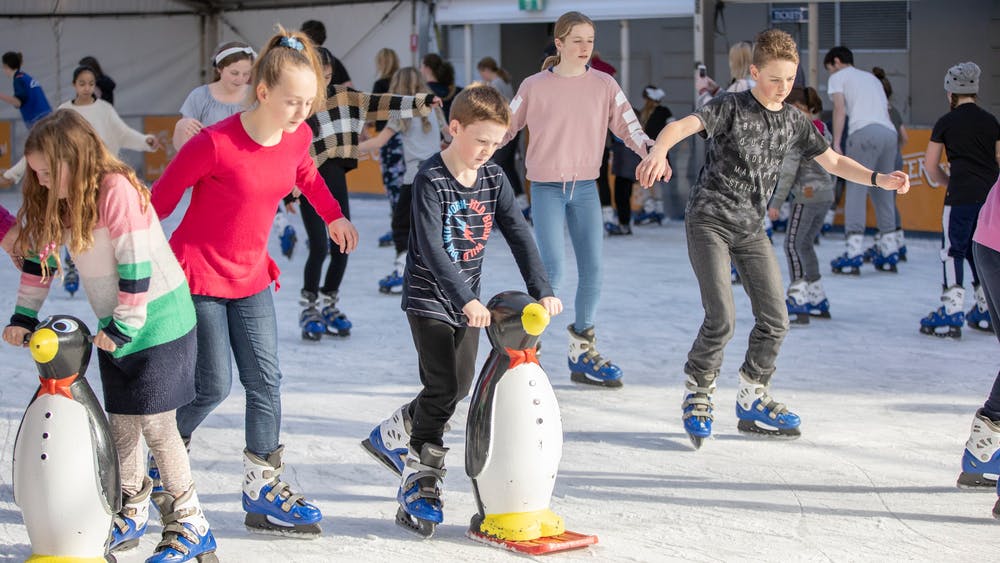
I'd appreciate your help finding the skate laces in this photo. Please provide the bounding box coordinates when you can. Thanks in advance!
[156,505,201,555]
[683,378,716,420]
[402,458,447,504]
[749,384,788,417]
[262,463,307,512]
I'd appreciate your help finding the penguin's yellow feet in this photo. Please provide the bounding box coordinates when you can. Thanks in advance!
[27,555,108,562]
[479,508,565,541]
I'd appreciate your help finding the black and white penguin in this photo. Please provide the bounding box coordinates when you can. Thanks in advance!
[465,291,565,541]
[12,315,121,562]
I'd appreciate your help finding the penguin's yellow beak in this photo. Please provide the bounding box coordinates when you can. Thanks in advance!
[521,303,550,336]
[29,328,59,364]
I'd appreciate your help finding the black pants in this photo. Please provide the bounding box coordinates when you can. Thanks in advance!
[391,183,413,255]
[974,242,1000,419]
[301,159,351,295]
[597,145,612,207]
[614,176,634,226]
[406,314,480,452]
[942,203,983,288]
[492,132,523,196]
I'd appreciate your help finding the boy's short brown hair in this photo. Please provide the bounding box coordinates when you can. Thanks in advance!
[448,84,510,128]
[752,28,799,67]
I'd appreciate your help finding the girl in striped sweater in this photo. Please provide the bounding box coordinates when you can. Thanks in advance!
[2,109,217,563]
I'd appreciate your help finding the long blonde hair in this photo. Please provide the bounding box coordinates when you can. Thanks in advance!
[376,48,399,80]
[16,109,150,273]
[389,67,433,134]
[249,26,326,115]
[541,11,595,71]
[728,41,753,83]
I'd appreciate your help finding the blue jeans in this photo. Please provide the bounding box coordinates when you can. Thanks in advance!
[175,288,282,457]
[973,243,1000,419]
[530,180,603,330]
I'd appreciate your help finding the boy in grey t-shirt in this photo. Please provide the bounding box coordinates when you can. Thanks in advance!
[637,29,909,448]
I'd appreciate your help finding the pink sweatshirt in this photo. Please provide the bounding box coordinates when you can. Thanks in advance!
[0,204,14,243]
[505,67,650,183]
[151,113,343,298]
[974,175,1000,252]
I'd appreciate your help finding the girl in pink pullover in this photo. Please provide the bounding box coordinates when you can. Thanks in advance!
[504,11,649,388]
[151,29,358,538]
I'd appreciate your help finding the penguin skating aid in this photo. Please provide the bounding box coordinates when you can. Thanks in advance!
[464,292,597,554]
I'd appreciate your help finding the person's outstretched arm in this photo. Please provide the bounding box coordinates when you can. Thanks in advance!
[636,115,704,187]
[814,148,909,194]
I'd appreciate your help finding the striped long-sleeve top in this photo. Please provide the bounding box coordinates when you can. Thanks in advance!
[402,155,553,326]
[11,174,196,359]
[309,86,436,168]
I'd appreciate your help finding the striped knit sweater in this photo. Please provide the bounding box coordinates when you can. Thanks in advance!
[310,86,436,168]
[11,174,196,359]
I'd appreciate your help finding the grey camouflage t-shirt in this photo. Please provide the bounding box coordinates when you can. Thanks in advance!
[689,90,829,234]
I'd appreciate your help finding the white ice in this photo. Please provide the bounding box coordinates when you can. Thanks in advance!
[1,189,998,562]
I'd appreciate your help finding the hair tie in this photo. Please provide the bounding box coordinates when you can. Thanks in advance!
[38,241,57,263]
[279,37,305,52]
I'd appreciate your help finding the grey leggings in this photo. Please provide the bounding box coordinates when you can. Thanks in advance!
[110,410,193,498]
[843,124,898,235]
[785,201,828,282]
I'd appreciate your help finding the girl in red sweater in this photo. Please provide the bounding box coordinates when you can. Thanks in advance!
[151,29,357,538]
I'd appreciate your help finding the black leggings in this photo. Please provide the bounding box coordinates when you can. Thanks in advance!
[614,176,634,226]
[391,183,413,255]
[405,314,480,452]
[492,132,523,196]
[300,159,351,295]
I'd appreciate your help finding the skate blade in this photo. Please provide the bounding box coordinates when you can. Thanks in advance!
[109,538,141,553]
[956,471,998,489]
[919,325,961,339]
[570,372,623,388]
[379,287,403,295]
[301,331,323,341]
[831,268,860,276]
[687,433,708,449]
[875,263,898,273]
[359,438,403,477]
[737,419,801,439]
[195,552,220,563]
[808,311,831,319]
[396,506,436,538]
[968,323,993,333]
[325,327,351,337]
[789,314,810,326]
[245,512,321,538]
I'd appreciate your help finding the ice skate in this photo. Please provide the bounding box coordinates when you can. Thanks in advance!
[735,371,801,438]
[896,229,908,262]
[299,290,326,341]
[806,280,831,319]
[378,230,394,247]
[242,446,323,538]
[63,251,80,296]
[786,280,811,325]
[682,372,716,449]
[872,230,900,273]
[967,284,992,333]
[831,233,864,275]
[602,206,617,234]
[731,263,741,285]
[110,477,152,552]
[320,290,352,336]
[821,209,835,236]
[147,486,218,562]
[920,286,965,339]
[362,404,412,476]
[396,443,447,538]
[607,223,632,236]
[279,225,297,260]
[379,252,406,294]
[567,324,623,388]
[958,410,1000,489]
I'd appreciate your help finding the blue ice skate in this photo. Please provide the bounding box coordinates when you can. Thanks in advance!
[872,248,899,273]
[807,298,831,319]
[148,453,164,494]
[735,372,801,438]
[361,406,410,476]
[772,218,787,233]
[958,410,1000,489]
[682,374,716,449]
[299,299,326,341]
[379,270,404,294]
[731,263,741,284]
[319,291,351,336]
[242,447,322,537]
[396,444,447,538]
[63,251,80,296]
[279,225,297,259]
[898,243,908,262]
[378,230,394,247]
[632,209,664,226]
[967,304,992,333]
[148,488,218,562]
[830,253,862,275]
[110,478,152,552]
[567,324,623,388]
[786,296,811,325]
[920,306,964,339]
[862,244,877,263]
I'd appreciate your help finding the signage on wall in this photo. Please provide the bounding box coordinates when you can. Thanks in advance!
[771,7,808,23]
[519,0,545,11]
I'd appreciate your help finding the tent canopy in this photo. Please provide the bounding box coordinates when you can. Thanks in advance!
[1,1,397,17]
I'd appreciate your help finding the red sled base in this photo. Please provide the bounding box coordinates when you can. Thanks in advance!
[466,516,598,555]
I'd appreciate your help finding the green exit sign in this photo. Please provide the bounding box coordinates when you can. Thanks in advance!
[519,0,544,11]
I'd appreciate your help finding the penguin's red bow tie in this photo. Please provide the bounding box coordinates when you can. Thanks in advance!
[36,374,78,399]
[505,347,539,368]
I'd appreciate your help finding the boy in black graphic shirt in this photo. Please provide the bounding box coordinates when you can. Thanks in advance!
[637,29,909,447]
[362,85,562,532]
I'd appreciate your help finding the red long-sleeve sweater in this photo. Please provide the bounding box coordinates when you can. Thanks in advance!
[151,113,343,298]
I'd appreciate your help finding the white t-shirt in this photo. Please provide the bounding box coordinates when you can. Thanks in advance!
[827,66,894,136]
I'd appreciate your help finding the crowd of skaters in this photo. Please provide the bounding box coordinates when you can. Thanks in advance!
[0,8,996,560]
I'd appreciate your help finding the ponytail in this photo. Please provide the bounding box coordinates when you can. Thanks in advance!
[541,11,595,71]
[249,26,326,115]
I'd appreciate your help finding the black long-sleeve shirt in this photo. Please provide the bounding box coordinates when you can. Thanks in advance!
[402,154,553,326]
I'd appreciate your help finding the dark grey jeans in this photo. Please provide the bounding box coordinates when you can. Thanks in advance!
[684,218,789,383]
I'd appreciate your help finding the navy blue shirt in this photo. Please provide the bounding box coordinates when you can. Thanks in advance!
[402,154,552,326]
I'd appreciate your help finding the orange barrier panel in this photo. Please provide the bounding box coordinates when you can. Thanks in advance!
[143,115,181,181]
[0,120,11,170]
[347,158,388,196]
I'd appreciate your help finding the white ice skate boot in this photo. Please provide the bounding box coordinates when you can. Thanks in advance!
[735,371,801,438]
[958,410,1000,489]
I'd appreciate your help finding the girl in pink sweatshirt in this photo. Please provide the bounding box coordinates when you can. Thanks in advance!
[504,11,649,388]
[151,29,358,538]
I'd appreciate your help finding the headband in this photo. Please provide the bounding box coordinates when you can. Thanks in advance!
[644,87,665,102]
[214,46,256,66]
